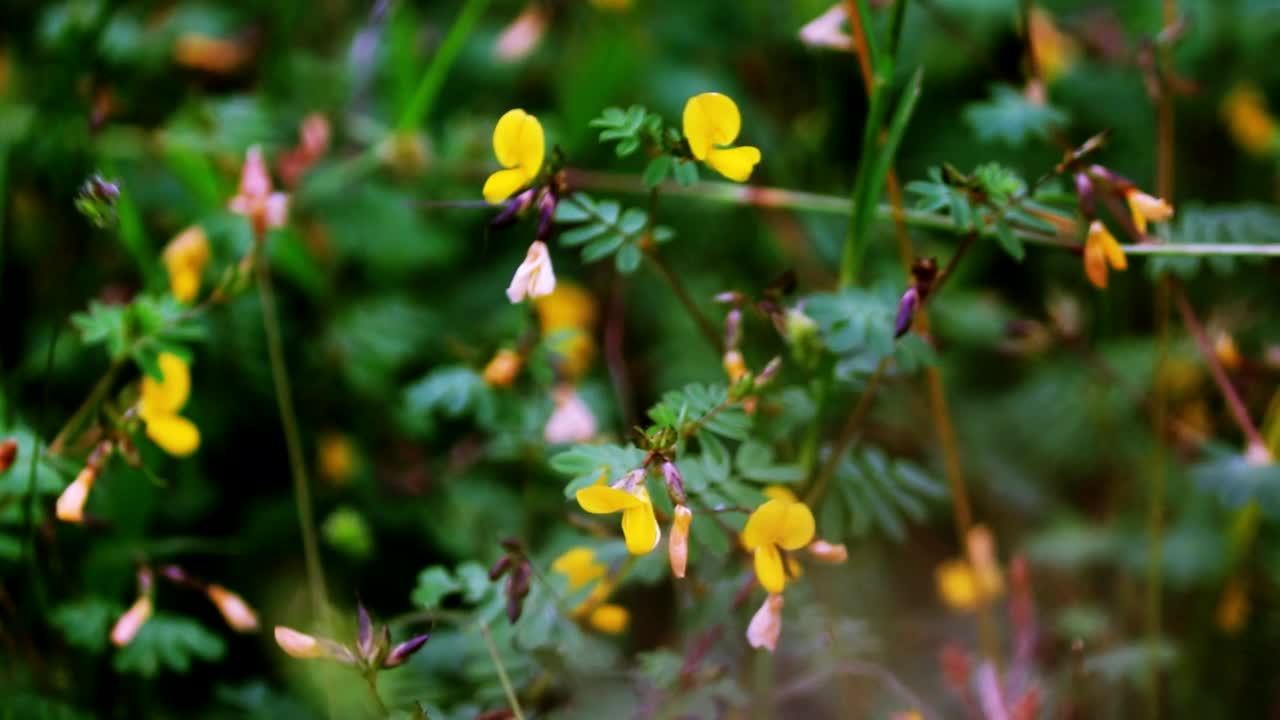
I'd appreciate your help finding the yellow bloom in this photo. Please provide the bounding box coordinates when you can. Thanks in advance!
[741,496,815,593]
[535,282,598,332]
[722,349,748,383]
[1124,189,1174,237]
[1223,85,1278,156]
[575,476,661,555]
[1083,220,1126,289]
[682,93,761,182]
[1214,331,1243,372]
[483,109,545,204]
[746,593,784,652]
[317,433,357,486]
[762,485,798,503]
[1029,8,1076,84]
[587,603,629,634]
[162,226,210,303]
[138,353,201,457]
[936,525,1004,612]
[668,504,693,579]
[111,596,153,647]
[552,547,608,590]
[482,348,525,388]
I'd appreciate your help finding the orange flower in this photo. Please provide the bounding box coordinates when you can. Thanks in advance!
[1083,220,1126,289]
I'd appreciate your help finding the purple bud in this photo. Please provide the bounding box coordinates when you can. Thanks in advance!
[490,188,536,228]
[536,189,558,241]
[356,601,374,659]
[382,634,431,668]
[499,537,524,553]
[1074,172,1095,218]
[661,461,686,504]
[159,565,190,585]
[894,287,919,339]
[489,555,513,581]
[754,357,782,388]
[506,594,525,624]
[724,309,742,350]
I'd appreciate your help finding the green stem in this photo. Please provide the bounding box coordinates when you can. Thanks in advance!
[254,244,328,622]
[644,251,722,353]
[47,359,125,455]
[478,622,526,720]
[805,359,887,506]
[397,0,493,131]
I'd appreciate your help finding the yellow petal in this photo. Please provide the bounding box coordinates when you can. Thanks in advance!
[588,603,629,634]
[145,413,201,457]
[742,498,788,550]
[706,145,762,182]
[936,559,980,612]
[753,544,787,593]
[139,352,191,418]
[492,109,544,175]
[776,500,816,550]
[169,267,201,303]
[682,92,742,160]
[762,486,798,503]
[1083,221,1111,289]
[1101,230,1127,272]
[552,547,606,590]
[576,484,643,514]
[483,167,533,205]
[621,497,660,555]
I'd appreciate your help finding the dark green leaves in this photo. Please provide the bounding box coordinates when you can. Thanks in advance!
[400,366,494,437]
[963,84,1068,146]
[805,286,936,379]
[820,447,945,541]
[113,614,227,677]
[589,105,664,157]
[549,442,647,497]
[1190,444,1280,518]
[648,384,751,440]
[412,562,492,610]
[72,295,205,378]
[553,192,674,274]
[1147,204,1280,278]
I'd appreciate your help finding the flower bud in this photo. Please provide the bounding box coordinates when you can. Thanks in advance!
[660,461,686,504]
[356,601,374,659]
[491,187,537,228]
[724,309,742,350]
[722,350,747,383]
[894,286,919,339]
[489,554,514,581]
[0,437,18,474]
[274,626,325,659]
[382,633,431,668]
[668,505,693,579]
[483,349,524,388]
[754,357,782,388]
[536,189,558,242]
[56,467,96,524]
[207,585,259,632]
[805,539,848,564]
[111,596,153,647]
[746,594,784,652]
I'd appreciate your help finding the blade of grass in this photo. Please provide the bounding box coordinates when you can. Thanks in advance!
[397,0,493,131]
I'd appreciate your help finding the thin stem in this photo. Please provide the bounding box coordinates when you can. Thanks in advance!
[397,0,492,131]
[478,622,526,720]
[644,250,721,353]
[363,671,390,718]
[255,243,328,622]
[1172,285,1266,449]
[805,359,887,506]
[47,359,125,455]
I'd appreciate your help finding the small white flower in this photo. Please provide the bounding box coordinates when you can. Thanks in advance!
[111,596,153,647]
[507,240,556,303]
[544,385,596,444]
[746,593,784,652]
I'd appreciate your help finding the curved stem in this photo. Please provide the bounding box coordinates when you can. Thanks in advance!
[255,245,328,622]
[479,622,526,720]
[644,250,721,353]
[47,359,124,455]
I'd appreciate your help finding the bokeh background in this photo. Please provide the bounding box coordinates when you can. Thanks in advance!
[3,0,1280,717]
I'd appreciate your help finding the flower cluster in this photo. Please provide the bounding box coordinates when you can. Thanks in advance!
[275,601,430,671]
[1072,165,1174,288]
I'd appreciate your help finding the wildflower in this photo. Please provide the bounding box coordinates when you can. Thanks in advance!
[668,504,693,579]
[111,595,153,647]
[682,93,762,182]
[806,539,848,564]
[746,594,784,652]
[1217,579,1248,633]
[799,4,854,52]
[552,547,629,634]
[228,145,289,235]
[535,282,598,331]
[138,352,201,457]
[1214,331,1243,371]
[575,471,661,555]
[483,348,525,388]
[1029,8,1077,84]
[742,494,815,593]
[507,240,556,303]
[545,384,597,444]
[206,584,259,632]
[483,109,545,205]
[495,4,547,62]
[279,113,332,188]
[317,432,357,486]
[936,525,1004,613]
[1222,85,1278,156]
[1082,220,1126,289]
[56,440,113,524]
[1123,189,1174,237]
[273,626,328,660]
[173,33,254,74]
[162,226,210,303]
[723,350,747,383]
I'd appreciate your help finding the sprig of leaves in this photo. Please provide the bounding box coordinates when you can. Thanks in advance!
[820,446,945,541]
[72,295,206,379]
[1148,204,1280,278]
[963,83,1068,146]
[553,192,675,274]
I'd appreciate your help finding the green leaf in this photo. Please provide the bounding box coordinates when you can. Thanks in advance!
[824,446,944,541]
[560,222,610,247]
[615,244,642,274]
[643,155,673,188]
[412,566,462,609]
[52,597,122,654]
[400,366,494,437]
[113,613,226,677]
[994,219,1025,261]
[1190,444,1280,518]
[672,160,699,186]
[582,233,626,262]
[963,84,1068,146]
[554,197,593,223]
[550,443,647,498]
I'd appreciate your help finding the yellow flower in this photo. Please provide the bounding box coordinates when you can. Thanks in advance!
[317,433,357,486]
[575,475,661,555]
[1083,220,1126,289]
[483,109,545,204]
[552,547,608,590]
[1223,85,1278,156]
[762,485,798,503]
[936,525,1004,612]
[138,353,201,457]
[722,349,747,383]
[162,226,210,303]
[586,603,629,634]
[535,282,598,332]
[1029,8,1077,84]
[682,93,762,182]
[482,348,525,388]
[1124,189,1173,237]
[741,496,815,593]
